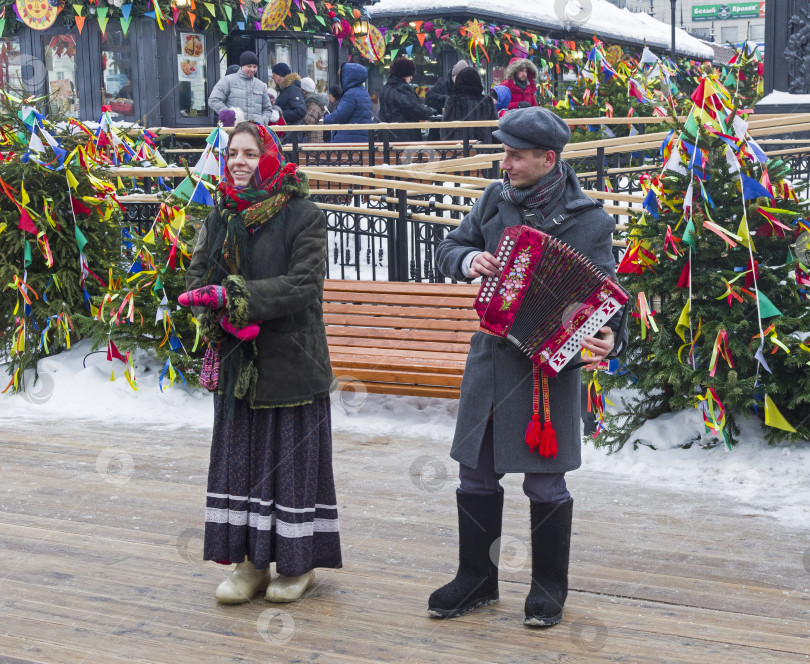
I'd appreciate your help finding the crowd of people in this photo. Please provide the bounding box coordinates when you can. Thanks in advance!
[208,51,544,144]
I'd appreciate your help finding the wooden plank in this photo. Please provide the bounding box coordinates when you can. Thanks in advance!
[337,379,460,399]
[324,302,478,321]
[331,348,466,367]
[325,279,476,296]
[326,326,475,344]
[324,313,479,332]
[327,335,471,354]
[324,291,476,308]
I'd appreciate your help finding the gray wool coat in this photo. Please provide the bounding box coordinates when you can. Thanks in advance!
[435,163,625,473]
[208,72,274,125]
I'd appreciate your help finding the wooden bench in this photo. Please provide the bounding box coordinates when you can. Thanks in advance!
[323,279,479,399]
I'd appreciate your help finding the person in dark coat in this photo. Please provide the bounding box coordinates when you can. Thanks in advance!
[502,57,540,109]
[440,67,497,144]
[425,58,469,139]
[429,108,626,627]
[271,62,306,124]
[181,122,341,605]
[378,57,436,143]
[323,62,373,143]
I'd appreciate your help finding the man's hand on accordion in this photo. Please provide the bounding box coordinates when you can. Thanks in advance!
[581,326,615,367]
[468,251,503,278]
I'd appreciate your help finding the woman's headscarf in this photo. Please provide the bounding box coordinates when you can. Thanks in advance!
[210,123,309,279]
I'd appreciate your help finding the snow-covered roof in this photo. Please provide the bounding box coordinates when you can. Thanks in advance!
[366,0,715,60]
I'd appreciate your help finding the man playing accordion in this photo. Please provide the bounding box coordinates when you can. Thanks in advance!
[431,107,627,627]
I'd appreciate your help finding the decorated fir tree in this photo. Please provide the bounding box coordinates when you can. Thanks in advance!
[0,91,122,392]
[598,75,810,449]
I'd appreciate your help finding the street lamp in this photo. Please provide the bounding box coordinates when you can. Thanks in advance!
[670,0,676,62]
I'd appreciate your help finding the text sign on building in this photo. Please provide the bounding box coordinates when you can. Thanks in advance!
[692,2,765,21]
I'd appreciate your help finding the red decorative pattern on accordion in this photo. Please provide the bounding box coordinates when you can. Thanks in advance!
[474,225,629,376]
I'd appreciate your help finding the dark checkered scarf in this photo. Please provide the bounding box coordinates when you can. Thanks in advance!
[501,159,567,221]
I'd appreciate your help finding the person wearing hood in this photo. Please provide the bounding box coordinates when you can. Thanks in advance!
[323,62,373,143]
[378,57,436,143]
[440,67,496,144]
[490,85,512,116]
[299,77,328,143]
[208,51,279,125]
[271,63,307,125]
[425,58,469,140]
[503,57,540,109]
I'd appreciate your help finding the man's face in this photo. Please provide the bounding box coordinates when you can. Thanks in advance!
[515,68,528,82]
[501,146,555,189]
[242,64,258,78]
[272,72,283,85]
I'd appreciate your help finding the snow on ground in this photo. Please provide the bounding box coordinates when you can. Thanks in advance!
[2,339,808,528]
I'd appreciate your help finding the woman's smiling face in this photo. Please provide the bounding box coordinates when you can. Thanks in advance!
[227,132,262,187]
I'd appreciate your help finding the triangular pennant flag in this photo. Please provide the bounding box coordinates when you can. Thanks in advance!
[756,290,782,318]
[18,209,37,234]
[204,2,215,17]
[74,225,88,253]
[75,15,86,32]
[217,20,228,33]
[190,182,215,206]
[120,16,132,35]
[73,3,83,16]
[120,3,132,20]
[189,12,196,29]
[223,4,232,20]
[97,6,108,20]
[682,218,697,250]
[142,228,155,244]
[764,395,797,433]
[98,16,109,34]
[740,173,773,201]
[107,340,127,363]
[736,217,755,251]
[675,300,691,342]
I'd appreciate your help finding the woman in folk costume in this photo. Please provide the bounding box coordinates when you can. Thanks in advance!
[180,121,341,604]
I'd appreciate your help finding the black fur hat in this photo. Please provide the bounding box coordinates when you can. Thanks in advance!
[390,57,416,78]
[454,67,484,95]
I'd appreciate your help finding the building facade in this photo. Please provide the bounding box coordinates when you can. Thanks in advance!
[607,0,765,44]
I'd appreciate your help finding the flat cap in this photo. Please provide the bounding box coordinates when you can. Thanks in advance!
[493,106,571,153]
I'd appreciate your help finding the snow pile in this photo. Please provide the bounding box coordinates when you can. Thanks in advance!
[367,0,714,59]
[2,339,808,528]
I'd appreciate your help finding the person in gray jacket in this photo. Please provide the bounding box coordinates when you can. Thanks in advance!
[430,107,626,628]
[208,51,279,125]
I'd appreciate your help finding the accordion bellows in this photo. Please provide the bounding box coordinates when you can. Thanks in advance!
[474,225,629,376]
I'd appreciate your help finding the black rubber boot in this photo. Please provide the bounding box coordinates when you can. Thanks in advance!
[428,489,503,619]
[524,497,573,627]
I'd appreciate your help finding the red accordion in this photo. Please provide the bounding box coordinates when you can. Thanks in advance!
[474,225,629,376]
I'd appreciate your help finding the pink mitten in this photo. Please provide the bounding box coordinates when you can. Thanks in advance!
[220,314,260,341]
[178,285,227,309]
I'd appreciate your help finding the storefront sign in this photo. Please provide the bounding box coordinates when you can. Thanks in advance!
[692,3,765,22]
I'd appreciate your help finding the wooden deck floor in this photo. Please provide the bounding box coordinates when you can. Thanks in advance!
[0,419,808,663]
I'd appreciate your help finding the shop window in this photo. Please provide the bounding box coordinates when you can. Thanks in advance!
[268,43,293,73]
[100,30,135,119]
[720,26,739,44]
[305,44,329,93]
[0,36,24,94]
[42,35,79,117]
[177,32,208,117]
[749,24,765,42]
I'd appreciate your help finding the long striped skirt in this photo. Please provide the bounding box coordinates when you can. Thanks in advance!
[203,394,342,576]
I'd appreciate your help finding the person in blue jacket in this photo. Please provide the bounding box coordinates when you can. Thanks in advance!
[323,62,373,143]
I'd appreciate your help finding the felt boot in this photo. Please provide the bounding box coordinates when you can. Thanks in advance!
[524,497,573,627]
[265,570,315,603]
[427,490,503,618]
[215,559,271,604]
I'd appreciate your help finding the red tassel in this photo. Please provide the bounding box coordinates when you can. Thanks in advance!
[525,413,543,452]
[538,424,558,459]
